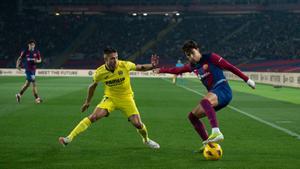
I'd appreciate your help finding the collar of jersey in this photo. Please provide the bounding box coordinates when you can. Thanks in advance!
[105,62,119,73]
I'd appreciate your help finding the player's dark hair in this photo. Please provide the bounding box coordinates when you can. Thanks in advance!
[103,46,117,55]
[182,40,200,53]
[27,39,36,44]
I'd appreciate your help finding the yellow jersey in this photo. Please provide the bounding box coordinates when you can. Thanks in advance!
[93,60,136,98]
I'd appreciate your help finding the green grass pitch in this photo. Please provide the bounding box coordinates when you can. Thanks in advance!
[0,76,299,169]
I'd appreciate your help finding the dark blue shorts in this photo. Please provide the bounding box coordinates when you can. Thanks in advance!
[210,82,232,111]
[25,71,36,82]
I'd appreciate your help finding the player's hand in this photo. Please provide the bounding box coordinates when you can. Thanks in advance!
[16,64,22,71]
[151,54,159,68]
[81,102,90,112]
[153,68,160,74]
[247,79,256,89]
[34,59,41,64]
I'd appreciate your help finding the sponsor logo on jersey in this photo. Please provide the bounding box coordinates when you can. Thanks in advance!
[198,72,210,80]
[203,64,208,70]
[105,77,125,86]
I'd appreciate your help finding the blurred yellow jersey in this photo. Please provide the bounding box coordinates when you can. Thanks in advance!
[93,60,136,98]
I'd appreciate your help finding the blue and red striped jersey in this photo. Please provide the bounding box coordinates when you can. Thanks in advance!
[20,49,41,72]
[160,53,249,90]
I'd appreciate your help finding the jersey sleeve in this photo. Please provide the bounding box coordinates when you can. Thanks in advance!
[210,53,249,82]
[124,61,136,71]
[36,50,41,60]
[159,64,192,74]
[93,69,103,83]
[20,50,25,58]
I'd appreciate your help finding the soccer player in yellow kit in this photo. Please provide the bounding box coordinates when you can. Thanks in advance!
[59,47,160,149]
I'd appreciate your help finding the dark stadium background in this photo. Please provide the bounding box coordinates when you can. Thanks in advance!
[1,0,300,71]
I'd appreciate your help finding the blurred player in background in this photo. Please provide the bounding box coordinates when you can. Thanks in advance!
[16,39,42,104]
[155,40,255,152]
[59,47,160,149]
[172,59,184,84]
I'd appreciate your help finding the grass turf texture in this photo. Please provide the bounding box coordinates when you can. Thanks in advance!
[0,77,299,169]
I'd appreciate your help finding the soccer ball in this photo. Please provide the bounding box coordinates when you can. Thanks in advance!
[203,143,223,160]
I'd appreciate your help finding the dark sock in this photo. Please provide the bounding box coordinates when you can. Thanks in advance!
[200,99,218,128]
[188,112,209,141]
[20,90,25,95]
[34,93,39,99]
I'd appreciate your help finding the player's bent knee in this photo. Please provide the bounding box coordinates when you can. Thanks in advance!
[201,98,211,105]
[188,112,196,120]
[88,114,98,122]
[89,111,107,122]
[203,93,218,106]
[25,82,30,87]
[191,111,203,119]
[128,114,143,129]
[131,119,143,129]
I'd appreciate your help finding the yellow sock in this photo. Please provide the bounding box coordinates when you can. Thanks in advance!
[67,117,91,141]
[137,124,149,142]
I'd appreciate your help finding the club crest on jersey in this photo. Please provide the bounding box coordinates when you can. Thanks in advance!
[203,64,208,70]
[118,70,123,75]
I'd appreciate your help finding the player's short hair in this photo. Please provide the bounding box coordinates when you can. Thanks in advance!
[27,39,36,45]
[103,46,117,55]
[182,40,200,54]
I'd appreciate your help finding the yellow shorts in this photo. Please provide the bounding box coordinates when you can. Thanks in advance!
[96,96,140,118]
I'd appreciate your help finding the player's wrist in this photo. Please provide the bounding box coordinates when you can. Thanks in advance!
[151,63,156,68]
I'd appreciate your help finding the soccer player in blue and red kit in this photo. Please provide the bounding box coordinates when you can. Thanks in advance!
[155,40,256,151]
[16,39,42,104]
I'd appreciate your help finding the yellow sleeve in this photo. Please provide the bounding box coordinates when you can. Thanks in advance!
[124,61,136,71]
[93,69,102,83]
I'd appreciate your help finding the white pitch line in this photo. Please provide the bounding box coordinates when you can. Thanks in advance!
[162,78,300,140]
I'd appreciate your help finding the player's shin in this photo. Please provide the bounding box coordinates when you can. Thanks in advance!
[200,99,218,129]
[188,112,208,141]
[67,117,92,141]
[137,124,149,142]
[33,88,39,99]
[200,99,224,143]
[19,82,30,95]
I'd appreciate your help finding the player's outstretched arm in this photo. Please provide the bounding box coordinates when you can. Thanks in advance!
[135,64,155,71]
[154,64,192,75]
[135,54,159,71]
[81,82,98,112]
[16,56,22,70]
[16,51,25,70]
[211,53,255,89]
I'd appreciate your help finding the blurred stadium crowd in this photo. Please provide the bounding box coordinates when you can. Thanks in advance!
[0,0,300,72]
